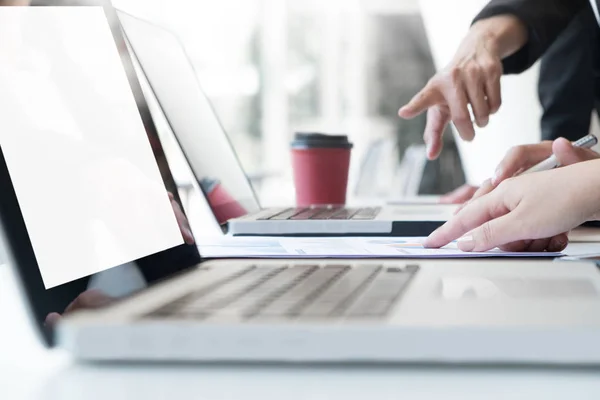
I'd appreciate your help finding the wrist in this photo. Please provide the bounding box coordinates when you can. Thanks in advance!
[471,15,528,59]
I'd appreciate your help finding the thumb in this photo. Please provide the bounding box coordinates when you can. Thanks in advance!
[457,213,521,252]
[553,137,599,166]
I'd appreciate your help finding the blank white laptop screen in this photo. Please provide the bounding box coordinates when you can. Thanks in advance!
[116,10,261,226]
[0,7,183,288]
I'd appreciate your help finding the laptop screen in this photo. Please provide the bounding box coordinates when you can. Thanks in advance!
[0,4,201,345]
[116,10,261,226]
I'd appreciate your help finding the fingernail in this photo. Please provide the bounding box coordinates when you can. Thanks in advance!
[423,235,436,248]
[423,228,440,246]
[457,235,475,252]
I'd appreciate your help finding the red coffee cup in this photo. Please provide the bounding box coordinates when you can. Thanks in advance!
[291,133,353,207]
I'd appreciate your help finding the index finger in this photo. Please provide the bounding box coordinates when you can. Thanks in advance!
[398,84,444,119]
[424,192,508,248]
[469,178,494,203]
[452,178,493,215]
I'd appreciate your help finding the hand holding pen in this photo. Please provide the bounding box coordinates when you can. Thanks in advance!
[454,135,600,213]
[521,134,598,175]
[428,135,600,253]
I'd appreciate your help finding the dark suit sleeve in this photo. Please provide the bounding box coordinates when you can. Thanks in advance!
[472,0,589,74]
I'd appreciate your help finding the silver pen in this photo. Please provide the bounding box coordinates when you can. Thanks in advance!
[522,134,598,175]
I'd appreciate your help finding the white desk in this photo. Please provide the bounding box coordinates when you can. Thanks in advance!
[3,265,600,400]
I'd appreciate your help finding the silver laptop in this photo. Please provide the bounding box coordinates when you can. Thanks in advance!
[4,137,600,364]
[3,7,600,365]
[117,11,458,237]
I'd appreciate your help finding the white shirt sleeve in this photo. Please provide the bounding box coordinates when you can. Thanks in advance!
[591,0,600,25]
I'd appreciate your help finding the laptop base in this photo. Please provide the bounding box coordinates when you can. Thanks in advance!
[227,221,444,237]
[57,259,600,365]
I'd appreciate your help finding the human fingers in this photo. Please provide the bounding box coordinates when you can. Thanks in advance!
[398,82,444,119]
[471,178,494,201]
[443,77,476,142]
[455,212,525,252]
[498,233,568,253]
[480,57,502,114]
[491,142,553,186]
[461,67,490,128]
[423,106,451,160]
[454,179,494,215]
[552,137,600,166]
[453,179,493,216]
[439,184,479,204]
[425,190,509,248]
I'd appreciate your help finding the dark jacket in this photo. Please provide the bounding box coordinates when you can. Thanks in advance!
[537,7,600,141]
[473,0,591,74]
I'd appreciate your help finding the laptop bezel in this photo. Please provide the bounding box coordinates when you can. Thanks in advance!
[116,9,263,230]
[0,4,200,347]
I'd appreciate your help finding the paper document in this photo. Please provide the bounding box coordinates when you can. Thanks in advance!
[197,236,560,259]
[559,242,600,260]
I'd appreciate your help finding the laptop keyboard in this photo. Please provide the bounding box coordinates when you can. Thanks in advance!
[258,207,382,221]
[144,263,418,321]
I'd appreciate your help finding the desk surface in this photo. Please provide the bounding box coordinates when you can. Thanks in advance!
[6,357,600,400]
[3,263,600,400]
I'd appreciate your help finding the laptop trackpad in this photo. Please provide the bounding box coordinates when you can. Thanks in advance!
[439,277,599,300]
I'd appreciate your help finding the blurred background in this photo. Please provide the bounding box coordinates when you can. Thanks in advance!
[18,0,580,238]
[107,0,467,210]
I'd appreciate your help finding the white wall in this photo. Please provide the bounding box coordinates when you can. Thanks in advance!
[418,0,543,185]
